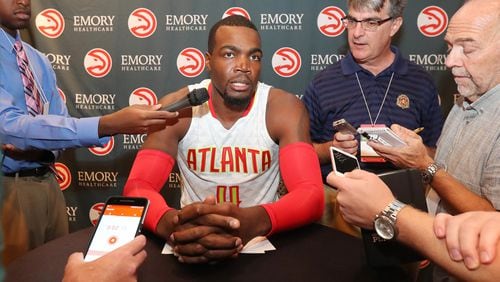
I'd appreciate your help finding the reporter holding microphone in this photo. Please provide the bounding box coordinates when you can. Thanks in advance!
[0,0,181,265]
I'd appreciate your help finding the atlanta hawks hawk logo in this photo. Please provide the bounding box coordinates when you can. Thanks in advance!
[35,9,65,38]
[128,8,157,38]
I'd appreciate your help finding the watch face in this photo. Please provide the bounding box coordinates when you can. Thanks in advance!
[421,170,431,184]
[374,216,395,240]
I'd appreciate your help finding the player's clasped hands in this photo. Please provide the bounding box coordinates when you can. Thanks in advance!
[169,196,244,263]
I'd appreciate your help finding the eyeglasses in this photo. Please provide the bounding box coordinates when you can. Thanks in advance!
[341,16,393,31]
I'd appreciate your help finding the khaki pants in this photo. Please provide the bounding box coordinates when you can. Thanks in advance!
[1,173,68,265]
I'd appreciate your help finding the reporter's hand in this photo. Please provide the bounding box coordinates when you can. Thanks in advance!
[327,170,395,229]
[433,212,500,270]
[62,235,147,282]
[98,104,178,136]
[332,132,358,155]
[368,124,433,169]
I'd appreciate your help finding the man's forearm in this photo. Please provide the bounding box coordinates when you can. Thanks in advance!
[239,206,272,243]
[312,141,331,164]
[397,207,500,281]
[431,170,496,213]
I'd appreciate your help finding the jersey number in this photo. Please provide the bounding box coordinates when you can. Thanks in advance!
[216,185,241,206]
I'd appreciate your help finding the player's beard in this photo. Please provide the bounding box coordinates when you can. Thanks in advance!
[214,84,254,108]
[221,91,252,107]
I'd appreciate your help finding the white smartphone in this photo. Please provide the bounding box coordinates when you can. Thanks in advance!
[329,146,360,176]
[84,196,149,262]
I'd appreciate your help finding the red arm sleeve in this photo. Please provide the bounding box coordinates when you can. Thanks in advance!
[123,149,175,232]
[261,142,324,235]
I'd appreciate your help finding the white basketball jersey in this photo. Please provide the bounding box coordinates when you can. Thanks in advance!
[177,79,280,207]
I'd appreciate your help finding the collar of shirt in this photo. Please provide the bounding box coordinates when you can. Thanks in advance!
[341,45,409,77]
[461,84,500,118]
[0,28,20,53]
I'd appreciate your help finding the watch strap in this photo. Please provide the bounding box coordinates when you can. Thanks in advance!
[381,199,407,222]
[422,163,440,184]
[373,199,407,240]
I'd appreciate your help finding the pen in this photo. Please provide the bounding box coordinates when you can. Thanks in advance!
[361,131,376,141]
[414,127,424,134]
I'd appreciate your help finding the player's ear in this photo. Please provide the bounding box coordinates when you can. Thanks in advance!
[205,52,212,73]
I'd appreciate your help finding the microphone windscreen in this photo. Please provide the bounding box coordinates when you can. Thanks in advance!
[188,88,209,106]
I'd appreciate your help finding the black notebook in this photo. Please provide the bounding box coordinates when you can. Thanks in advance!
[361,168,428,266]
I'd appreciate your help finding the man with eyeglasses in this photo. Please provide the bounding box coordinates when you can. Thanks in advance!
[303,0,443,280]
[303,0,443,180]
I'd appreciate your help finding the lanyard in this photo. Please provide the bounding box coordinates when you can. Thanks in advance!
[355,71,394,126]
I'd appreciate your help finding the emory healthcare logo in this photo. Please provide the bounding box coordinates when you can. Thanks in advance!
[35,9,65,38]
[123,134,146,150]
[177,48,205,77]
[223,7,251,20]
[317,6,346,37]
[272,47,301,78]
[89,202,105,226]
[129,87,158,106]
[128,8,157,38]
[84,48,112,78]
[89,136,114,156]
[44,52,71,71]
[55,162,71,190]
[417,6,448,37]
[66,206,78,222]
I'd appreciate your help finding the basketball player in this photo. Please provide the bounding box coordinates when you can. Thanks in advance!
[123,15,324,263]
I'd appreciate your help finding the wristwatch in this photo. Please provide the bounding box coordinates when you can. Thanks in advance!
[421,163,441,185]
[373,199,407,240]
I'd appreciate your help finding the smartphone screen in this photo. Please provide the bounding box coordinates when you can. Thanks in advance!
[330,146,360,175]
[84,197,149,262]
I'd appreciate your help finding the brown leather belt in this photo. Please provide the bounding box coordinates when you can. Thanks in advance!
[4,166,52,177]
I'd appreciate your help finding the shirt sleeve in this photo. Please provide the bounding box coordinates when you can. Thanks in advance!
[482,137,500,209]
[0,86,108,150]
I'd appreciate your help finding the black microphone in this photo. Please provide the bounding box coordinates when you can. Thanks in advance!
[160,88,209,112]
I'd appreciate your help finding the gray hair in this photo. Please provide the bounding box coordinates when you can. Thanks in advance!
[348,0,407,18]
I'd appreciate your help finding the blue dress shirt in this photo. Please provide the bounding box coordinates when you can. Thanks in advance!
[0,29,108,173]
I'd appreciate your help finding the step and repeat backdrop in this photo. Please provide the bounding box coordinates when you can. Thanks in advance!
[28,0,463,231]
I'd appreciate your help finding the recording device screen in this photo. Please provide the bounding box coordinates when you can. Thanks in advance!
[330,146,360,175]
[84,198,148,262]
